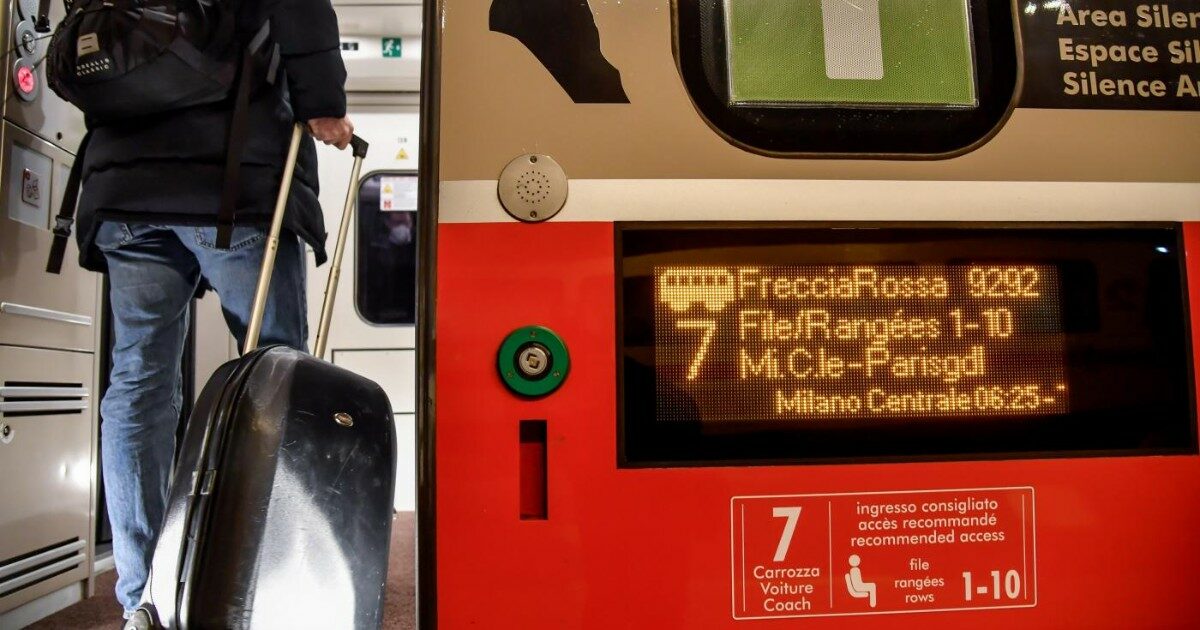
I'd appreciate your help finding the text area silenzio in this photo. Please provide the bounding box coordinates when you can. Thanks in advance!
[730,487,1037,620]
[1021,1,1200,109]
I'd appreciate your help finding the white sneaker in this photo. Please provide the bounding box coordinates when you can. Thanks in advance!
[122,609,152,630]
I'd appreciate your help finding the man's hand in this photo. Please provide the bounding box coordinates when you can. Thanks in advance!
[307,116,354,150]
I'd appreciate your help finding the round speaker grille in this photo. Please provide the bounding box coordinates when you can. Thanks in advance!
[498,154,567,222]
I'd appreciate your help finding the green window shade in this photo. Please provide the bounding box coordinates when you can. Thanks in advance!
[725,0,978,107]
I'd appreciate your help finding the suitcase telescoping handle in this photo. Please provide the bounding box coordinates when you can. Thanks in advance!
[243,123,369,357]
[312,132,369,359]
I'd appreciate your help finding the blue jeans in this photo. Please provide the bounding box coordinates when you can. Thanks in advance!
[95,222,308,614]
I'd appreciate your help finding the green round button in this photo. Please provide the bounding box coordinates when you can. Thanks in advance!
[498,325,569,397]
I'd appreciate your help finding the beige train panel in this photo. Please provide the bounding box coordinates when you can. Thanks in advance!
[435,1,1200,184]
[0,346,92,612]
[0,125,98,352]
[1,0,11,183]
[1,0,10,122]
[3,0,87,152]
[439,179,1200,224]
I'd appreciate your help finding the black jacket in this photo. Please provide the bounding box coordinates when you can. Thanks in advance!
[75,0,348,272]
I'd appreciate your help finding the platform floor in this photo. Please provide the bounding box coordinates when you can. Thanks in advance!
[28,512,416,630]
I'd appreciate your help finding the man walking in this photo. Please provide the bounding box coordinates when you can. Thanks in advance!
[70,0,354,620]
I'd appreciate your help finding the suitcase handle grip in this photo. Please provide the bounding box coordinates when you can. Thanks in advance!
[244,124,368,357]
[350,135,369,159]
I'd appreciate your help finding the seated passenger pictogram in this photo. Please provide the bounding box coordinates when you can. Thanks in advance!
[657,268,736,312]
[845,554,877,608]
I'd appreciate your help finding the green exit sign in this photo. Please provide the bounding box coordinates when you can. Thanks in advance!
[382,37,403,58]
[726,0,977,107]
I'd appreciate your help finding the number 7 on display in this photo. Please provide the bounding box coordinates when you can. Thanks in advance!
[772,506,803,562]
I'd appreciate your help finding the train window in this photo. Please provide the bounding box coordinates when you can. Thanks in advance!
[673,0,1018,155]
[618,224,1196,467]
[355,172,418,325]
[726,1,976,107]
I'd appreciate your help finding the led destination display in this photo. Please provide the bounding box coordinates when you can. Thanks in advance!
[655,265,1066,423]
[618,225,1195,466]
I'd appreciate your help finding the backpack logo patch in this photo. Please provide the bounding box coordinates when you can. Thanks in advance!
[77,33,100,56]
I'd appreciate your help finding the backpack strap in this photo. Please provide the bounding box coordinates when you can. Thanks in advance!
[34,0,51,32]
[214,51,254,249]
[215,23,274,249]
[46,129,91,274]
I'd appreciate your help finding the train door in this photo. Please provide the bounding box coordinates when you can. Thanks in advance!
[420,1,1200,628]
[314,0,422,512]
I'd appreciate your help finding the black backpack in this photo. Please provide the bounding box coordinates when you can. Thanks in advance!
[37,0,277,272]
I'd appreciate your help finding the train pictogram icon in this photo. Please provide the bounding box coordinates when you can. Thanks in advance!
[658,267,736,312]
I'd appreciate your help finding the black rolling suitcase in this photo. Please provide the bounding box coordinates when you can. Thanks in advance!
[131,126,396,629]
